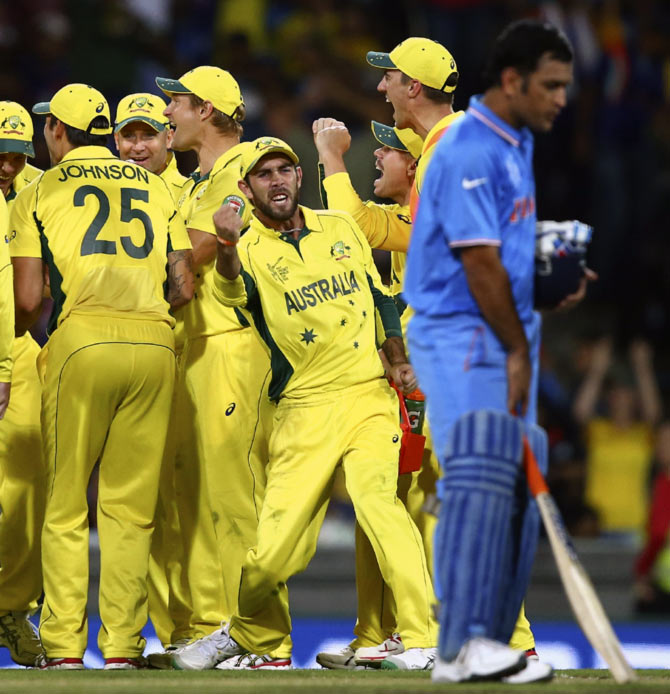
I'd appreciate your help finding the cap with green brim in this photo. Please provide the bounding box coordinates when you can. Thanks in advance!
[366,37,458,93]
[0,101,35,157]
[365,52,396,69]
[241,136,299,177]
[114,93,169,133]
[156,66,244,118]
[32,83,112,135]
[371,121,423,159]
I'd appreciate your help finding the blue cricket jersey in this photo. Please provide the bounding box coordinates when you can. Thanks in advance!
[404,95,537,326]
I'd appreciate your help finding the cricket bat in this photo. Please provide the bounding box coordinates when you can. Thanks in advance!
[523,438,637,684]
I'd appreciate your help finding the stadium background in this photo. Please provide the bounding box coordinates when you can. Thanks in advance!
[1,0,670,669]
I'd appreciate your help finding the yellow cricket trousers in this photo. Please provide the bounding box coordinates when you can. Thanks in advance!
[147,356,193,646]
[39,315,175,658]
[352,419,535,651]
[229,378,437,654]
[180,330,292,658]
[0,334,45,614]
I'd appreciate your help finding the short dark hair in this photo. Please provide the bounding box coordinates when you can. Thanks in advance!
[187,94,245,137]
[47,114,109,147]
[400,72,455,105]
[482,20,573,90]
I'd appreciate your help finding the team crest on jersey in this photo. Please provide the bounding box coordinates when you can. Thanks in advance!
[1,115,25,133]
[268,257,289,284]
[195,181,209,201]
[505,155,522,189]
[330,240,351,261]
[5,229,15,244]
[223,194,246,216]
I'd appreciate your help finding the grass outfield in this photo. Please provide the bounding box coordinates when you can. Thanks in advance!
[0,669,668,694]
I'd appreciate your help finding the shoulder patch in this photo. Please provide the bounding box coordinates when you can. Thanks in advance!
[223,194,246,216]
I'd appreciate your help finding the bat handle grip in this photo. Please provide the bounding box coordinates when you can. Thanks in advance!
[523,436,550,497]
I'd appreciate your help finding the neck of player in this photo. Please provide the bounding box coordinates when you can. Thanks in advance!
[195,133,240,176]
[254,207,305,233]
[481,89,522,131]
[407,104,453,140]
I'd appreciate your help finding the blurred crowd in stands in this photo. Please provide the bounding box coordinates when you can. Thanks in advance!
[2,0,670,611]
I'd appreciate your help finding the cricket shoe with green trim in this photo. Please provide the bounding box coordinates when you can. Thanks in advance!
[147,638,191,669]
[316,644,356,670]
[354,633,404,668]
[381,647,436,670]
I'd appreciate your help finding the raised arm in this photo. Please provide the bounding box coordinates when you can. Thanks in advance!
[630,339,662,426]
[572,336,612,425]
[213,204,243,281]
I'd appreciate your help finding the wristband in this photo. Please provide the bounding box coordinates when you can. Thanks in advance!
[217,237,238,247]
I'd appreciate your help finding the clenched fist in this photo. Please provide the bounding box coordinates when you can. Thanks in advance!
[213,202,244,247]
[312,118,351,159]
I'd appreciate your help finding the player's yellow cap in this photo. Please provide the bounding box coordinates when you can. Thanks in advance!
[32,83,112,135]
[366,37,458,93]
[371,121,423,159]
[114,93,169,133]
[240,136,299,177]
[0,101,35,157]
[156,66,244,118]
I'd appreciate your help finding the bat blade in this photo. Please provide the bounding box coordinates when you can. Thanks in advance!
[536,492,637,684]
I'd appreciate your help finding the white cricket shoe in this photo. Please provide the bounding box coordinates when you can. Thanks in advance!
[381,647,436,670]
[172,624,244,670]
[0,611,45,667]
[40,657,85,670]
[354,633,404,667]
[503,657,554,683]
[147,638,191,670]
[216,653,291,670]
[103,657,146,670]
[431,637,526,683]
[316,644,357,670]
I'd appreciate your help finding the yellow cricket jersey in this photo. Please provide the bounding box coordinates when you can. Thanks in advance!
[212,206,402,402]
[5,163,42,206]
[8,146,191,333]
[320,169,411,300]
[0,194,13,381]
[160,152,187,203]
[175,142,252,340]
[409,111,463,220]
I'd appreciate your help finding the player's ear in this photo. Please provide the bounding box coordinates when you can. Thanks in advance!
[166,127,174,149]
[238,177,252,201]
[500,66,523,97]
[199,100,215,121]
[113,133,120,151]
[407,158,417,179]
[407,79,422,99]
[295,165,303,191]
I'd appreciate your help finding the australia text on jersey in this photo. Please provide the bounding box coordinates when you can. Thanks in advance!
[285,270,360,314]
[56,163,150,184]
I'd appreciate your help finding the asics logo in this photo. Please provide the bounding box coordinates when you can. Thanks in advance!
[462,177,488,190]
